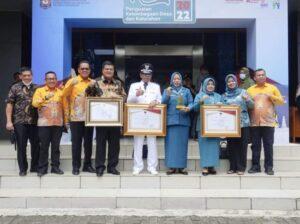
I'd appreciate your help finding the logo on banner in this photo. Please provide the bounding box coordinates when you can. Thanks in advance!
[130,0,171,6]
[273,0,280,9]
[40,0,51,9]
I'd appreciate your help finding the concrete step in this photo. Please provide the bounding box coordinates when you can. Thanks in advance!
[0,171,300,190]
[0,188,299,210]
[1,140,300,158]
[1,157,300,172]
[1,140,300,172]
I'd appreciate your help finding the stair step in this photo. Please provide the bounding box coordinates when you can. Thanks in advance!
[0,188,299,210]
[0,171,300,190]
[1,157,300,172]
[1,140,300,158]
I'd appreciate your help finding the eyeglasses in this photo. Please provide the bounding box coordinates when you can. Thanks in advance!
[46,78,57,81]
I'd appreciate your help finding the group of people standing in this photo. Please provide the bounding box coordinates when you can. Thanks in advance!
[164,67,284,176]
[5,61,284,177]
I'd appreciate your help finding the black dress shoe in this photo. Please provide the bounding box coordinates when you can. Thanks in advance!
[19,171,27,176]
[96,168,105,177]
[107,168,120,175]
[72,169,80,175]
[82,165,96,173]
[37,171,47,177]
[248,166,261,174]
[178,168,188,175]
[265,169,274,175]
[51,167,64,175]
[166,168,177,175]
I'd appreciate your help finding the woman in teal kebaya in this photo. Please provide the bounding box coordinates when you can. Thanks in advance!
[193,77,221,176]
[162,72,193,175]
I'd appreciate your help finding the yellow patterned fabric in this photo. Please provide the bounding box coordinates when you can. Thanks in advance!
[32,86,63,126]
[62,75,92,123]
[247,83,284,127]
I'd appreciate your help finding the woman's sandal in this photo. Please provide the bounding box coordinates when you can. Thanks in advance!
[166,168,177,175]
[208,167,217,175]
[202,169,209,176]
[178,168,188,175]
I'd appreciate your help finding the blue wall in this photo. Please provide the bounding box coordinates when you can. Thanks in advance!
[32,0,290,143]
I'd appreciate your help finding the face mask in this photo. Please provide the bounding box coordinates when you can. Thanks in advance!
[239,73,246,80]
[22,81,32,87]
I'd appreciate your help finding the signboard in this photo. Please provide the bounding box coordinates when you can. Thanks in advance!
[123,0,195,24]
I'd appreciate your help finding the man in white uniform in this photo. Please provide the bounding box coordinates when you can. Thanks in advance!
[127,63,162,175]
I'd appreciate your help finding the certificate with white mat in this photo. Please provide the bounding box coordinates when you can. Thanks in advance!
[85,97,123,126]
[124,104,166,136]
[201,105,241,137]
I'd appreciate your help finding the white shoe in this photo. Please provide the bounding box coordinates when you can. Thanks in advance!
[132,170,140,175]
[149,170,158,175]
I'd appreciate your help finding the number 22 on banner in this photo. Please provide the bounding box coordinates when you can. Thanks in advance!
[175,0,193,22]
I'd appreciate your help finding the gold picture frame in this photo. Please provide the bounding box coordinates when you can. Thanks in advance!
[124,103,167,136]
[85,97,123,127]
[201,105,241,138]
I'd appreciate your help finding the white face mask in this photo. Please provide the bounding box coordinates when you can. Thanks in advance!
[239,73,246,80]
[22,81,32,87]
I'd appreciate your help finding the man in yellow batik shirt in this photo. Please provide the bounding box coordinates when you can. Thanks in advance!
[32,71,64,177]
[247,69,284,175]
[62,60,95,175]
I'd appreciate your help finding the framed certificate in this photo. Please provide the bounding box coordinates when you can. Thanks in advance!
[85,97,123,126]
[124,104,166,136]
[201,105,241,138]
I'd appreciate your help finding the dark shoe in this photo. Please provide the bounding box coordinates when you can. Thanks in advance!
[178,168,188,175]
[19,171,27,176]
[96,168,105,177]
[51,167,64,175]
[166,168,177,175]
[107,167,120,175]
[208,167,217,175]
[248,166,261,174]
[37,171,47,177]
[265,169,274,175]
[82,165,96,173]
[72,169,80,175]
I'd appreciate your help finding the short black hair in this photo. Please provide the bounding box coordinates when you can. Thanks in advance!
[13,72,20,79]
[20,67,32,75]
[78,60,90,68]
[45,71,57,79]
[255,68,266,74]
[102,60,114,69]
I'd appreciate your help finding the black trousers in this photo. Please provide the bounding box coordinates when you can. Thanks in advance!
[38,126,63,172]
[14,124,39,172]
[251,126,274,170]
[95,127,120,170]
[227,127,249,172]
[70,122,94,170]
